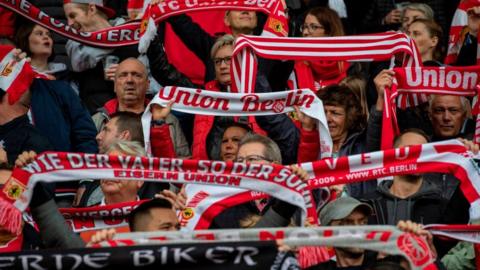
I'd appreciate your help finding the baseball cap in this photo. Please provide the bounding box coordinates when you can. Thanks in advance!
[63,0,116,19]
[319,196,372,225]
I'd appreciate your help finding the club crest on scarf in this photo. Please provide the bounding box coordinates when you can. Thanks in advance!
[396,234,432,266]
[0,59,15,77]
[3,176,26,201]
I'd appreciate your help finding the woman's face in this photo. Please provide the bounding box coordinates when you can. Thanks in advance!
[407,22,437,60]
[401,9,427,32]
[28,25,53,58]
[220,126,248,161]
[213,45,233,86]
[324,105,347,142]
[302,14,326,37]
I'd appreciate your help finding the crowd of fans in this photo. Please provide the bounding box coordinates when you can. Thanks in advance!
[0,0,479,269]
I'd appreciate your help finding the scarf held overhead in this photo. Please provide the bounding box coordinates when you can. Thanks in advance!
[0,152,313,235]
[381,65,480,148]
[141,86,332,157]
[109,226,438,270]
[0,0,286,48]
[231,32,421,93]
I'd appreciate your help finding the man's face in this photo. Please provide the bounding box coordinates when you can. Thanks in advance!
[64,3,95,31]
[429,95,466,138]
[100,149,143,202]
[213,45,233,86]
[96,118,122,153]
[114,59,149,108]
[141,208,180,231]
[330,209,368,255]
[236,142,271,164]
[224,11,257,35]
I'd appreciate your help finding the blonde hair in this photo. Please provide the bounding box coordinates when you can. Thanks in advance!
[210,34,235,59]
[107,140,146,156]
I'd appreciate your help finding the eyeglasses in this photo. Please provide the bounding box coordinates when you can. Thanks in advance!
[235,155,273,163]
[213,56,232,66]
[300,23,325,33]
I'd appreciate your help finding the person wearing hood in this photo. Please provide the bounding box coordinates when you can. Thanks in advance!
[362,129,471,257]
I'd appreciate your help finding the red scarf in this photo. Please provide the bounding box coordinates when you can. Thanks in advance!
[292,60,349,91]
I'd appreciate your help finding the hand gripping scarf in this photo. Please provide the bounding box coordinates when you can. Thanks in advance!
[446,0,480,65]
[381,65,480,149]
[230,32,421,93]
[0,153,313,235]
[0,45,35,104]
[141,86,332,157]
[0,0,287,48]
[109,226,438,270]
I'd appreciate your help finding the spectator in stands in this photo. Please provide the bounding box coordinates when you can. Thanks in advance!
[189,35,264,161]
[296,84,381,197]
[63,0,139,113]
[374,69,474,201]
[360,1,446,35]
[400,3,434,32]
[363,129,471,256]
[78,112,175,206]
[92,57,190,158]
[209,133,306,228]
[296,7,348,90]
[406,19,444,66]
[0,60,52,164]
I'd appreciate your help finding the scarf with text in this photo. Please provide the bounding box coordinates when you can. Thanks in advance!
[0,152,313,235]
[382,65,480,149]
[0,241,299,270]
[231,32,421,93]
[301,139,480,222]
[0,0,286,48]
[106,226,438,270]
[445,0,480,65]
[141,86,332,158]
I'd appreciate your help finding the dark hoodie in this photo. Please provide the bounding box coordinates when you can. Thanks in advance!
[364,179,450,226]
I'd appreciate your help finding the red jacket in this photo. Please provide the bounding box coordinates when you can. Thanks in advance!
[102,99,176,158]
[296,122,320,163]
[191,81,266,160]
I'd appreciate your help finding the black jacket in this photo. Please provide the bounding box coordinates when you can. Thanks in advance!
[0,115,52,165]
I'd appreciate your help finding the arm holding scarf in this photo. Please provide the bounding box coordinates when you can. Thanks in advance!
[65,40,113,72]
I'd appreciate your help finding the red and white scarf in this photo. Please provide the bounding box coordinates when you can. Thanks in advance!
[142,86,332,158]
[0,0,287,48]
[231,32,421,93]
[0,46,35,104]
[0,153,313,235]
[446,0,480,65]
[111,226,438,270]
[382,65,480,148]
[301,139,480,221]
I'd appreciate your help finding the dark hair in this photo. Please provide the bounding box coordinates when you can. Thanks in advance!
[305,7,344,36]
[222,121,253,134]
[410,18,444,62]
[393,128,430,148]
[128,198,173,231]
[14,19,55,63]
[110,111,144,146]
[317,84,366,134]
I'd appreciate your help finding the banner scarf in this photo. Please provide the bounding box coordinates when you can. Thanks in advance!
[381,65,480,149]
[0,46,35,105]
[0,0,286,48]
[104,226,437,270]
[0,241,299,270]
[230,32,421,93]
[0,152,314,235]
[141,86,332,158]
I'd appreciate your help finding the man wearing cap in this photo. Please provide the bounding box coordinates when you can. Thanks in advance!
[309,196,377,269]
[63,0,139,114]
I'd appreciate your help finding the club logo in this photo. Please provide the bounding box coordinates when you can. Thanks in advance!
[0,60,16,77]
[181,207,195,220]
[3,176,26,200]
[397,234,431,266]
